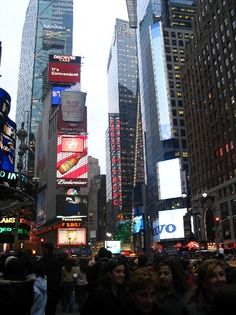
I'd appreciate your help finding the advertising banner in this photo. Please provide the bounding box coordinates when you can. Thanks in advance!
[153,208,187,241]
[51,85,71,106]
[56,134,88,187]
[57,102,87,135]
[0,216,31,243]
[48,55,81,84]
[57,228,86,246]
[0,116,16,172]
[109,114,122,212]
[61,91,86,122]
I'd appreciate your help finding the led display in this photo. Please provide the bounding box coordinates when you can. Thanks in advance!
[57,228,86,246]
[153,208,187,241]
[132,215,144,234]
[56,134,88,187]
[105,240,121,254]
[157,158,182,200]
[48,55,81,84]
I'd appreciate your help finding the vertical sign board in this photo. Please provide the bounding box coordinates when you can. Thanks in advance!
[109,114,122,213]
[56,135,88,187]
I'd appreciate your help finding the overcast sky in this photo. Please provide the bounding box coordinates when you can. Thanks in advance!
[0,0,128,173]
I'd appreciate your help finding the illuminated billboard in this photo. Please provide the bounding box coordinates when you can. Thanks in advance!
[51,85,71,106]
[0,116,16,172]
[56,134,88,187]
[61,91,86,122]
[132,215,144,234]
[0,217,31,243]
[109,114,122,212]
[105,240,121,254]
[57,97,87,134]
[48,54,81,84]
[157,158,182,200]
[57,228,86,246]
[153,208,187,241]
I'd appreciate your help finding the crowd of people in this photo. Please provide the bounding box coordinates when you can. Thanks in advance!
[0,243,236,315]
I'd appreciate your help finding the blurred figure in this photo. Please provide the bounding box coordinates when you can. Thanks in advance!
[0,255,35,315]
[185,259,227,315]
[74,258,89,312]
[61,257,78,313]
[86,247,109,291]
[126,267,168,315]
[156,257,189,315]
[40,242,61,315]
[31,259,47,315]
[81,259,128,315]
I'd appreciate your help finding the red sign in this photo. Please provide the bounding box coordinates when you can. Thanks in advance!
[56,134,88,187]
[48,55,81,84]
[109,115,122,211]
[61,136,84,152]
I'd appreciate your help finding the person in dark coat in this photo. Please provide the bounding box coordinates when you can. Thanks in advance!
[0,255,35,315]
[156,256,190,315]
[126,267,168,315]
[40,242,61,315]
[81,259,128,315]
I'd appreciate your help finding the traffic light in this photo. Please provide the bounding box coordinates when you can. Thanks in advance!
[215,217,220,226]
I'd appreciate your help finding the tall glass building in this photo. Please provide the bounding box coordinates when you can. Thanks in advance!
[127,0,197,219]
[16,0,73,176]
[106,19,145,234]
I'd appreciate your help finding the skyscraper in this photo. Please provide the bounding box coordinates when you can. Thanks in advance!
[16,0,73,176]
[183,0,236,243]
[127,0,196,219]
[106,18,144,235]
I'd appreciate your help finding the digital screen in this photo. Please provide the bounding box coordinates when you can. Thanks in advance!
[132,215,144,234]
[157,158,182,200]
[153,208,187,241]
[61,136,84,153]
[57,228,86,246]
[105,240,121,254]
[51,86,70,106]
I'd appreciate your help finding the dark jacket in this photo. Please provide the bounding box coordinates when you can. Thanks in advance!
[157,290,190,315]
[81,283,127,315]
[125,301,169,315]
[0,277,34,315]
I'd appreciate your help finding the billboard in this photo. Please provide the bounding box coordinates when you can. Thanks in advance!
[109,114,122,212]
[56,193,88,216]
[0,217,31,243]
[105,240,121,254]
[48,54,81,84]
[61,91,86,122]
[51,85,71,106]
[132,215,144,234]
[157,158,182,200]
[0,116,16,172]
[57,228,86,246]
[57,99,87,135]
[153,208,187,241]
[56,134,88,187]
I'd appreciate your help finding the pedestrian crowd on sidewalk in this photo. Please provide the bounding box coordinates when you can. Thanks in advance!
[1,243,236,315]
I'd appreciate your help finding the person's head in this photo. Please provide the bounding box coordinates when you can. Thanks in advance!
[157,257,188,293]
[98,247,108,259]
[64,257,76,272]
[4,256,26,280]
[196,259,227,295]
[128,268,157,314]
[105,259,126,286]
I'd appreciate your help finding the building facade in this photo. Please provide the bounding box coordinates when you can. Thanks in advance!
[183,0,236,245]
[106,18,145,236]
[16,0,74,176]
